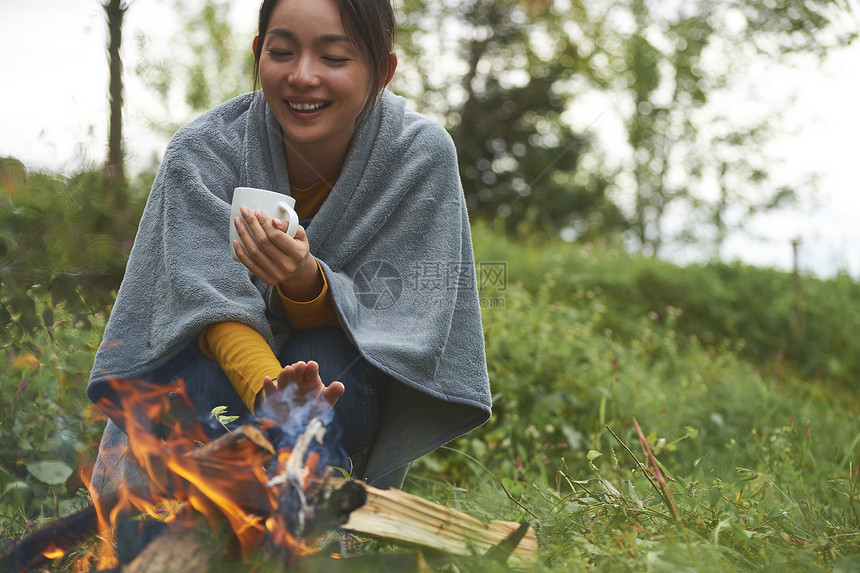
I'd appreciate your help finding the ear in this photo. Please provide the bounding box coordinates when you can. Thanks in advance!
[378,51,397,90]
[252,35,260,62]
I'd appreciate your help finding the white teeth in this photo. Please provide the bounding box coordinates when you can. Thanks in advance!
[289,101,327,111]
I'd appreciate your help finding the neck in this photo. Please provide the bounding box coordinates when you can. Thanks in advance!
[284,139,350,189]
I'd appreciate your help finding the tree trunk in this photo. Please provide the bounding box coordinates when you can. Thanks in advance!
[104,0,127,203]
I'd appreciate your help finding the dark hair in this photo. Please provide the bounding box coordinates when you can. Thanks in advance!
[252,0,396,115]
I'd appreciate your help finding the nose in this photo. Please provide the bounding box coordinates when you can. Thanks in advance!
[287,54,320,88]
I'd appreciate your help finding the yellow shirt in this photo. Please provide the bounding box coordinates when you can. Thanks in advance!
[200,177,338,412]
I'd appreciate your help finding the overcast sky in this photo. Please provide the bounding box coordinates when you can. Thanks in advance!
[1,0,858,278]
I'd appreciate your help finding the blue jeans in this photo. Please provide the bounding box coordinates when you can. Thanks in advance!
[92,324,389,495]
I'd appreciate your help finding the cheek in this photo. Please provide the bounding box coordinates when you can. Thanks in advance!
[337,69,374,101]
[259,60,282,91]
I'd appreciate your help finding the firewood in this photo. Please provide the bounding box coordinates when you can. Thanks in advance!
[187,423,275,459]
[0,504,99,573]
[332,478,539,569]
[123,525,213,573]
[172,424,277,516]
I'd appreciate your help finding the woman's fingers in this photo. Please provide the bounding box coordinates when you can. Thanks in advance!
[234,207,309,286]
[254,375,280,411]
[278,360,316,393]
[270,360,343,407]
[244,208,300,256]
[322,381,345,406]
[276,362,299,388]
[232,233,278,285]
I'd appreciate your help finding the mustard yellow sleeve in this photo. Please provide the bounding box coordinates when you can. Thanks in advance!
[199,322,281,413]
[278,260,339,329]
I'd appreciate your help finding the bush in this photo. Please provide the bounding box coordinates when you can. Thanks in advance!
[1,180,858,570]
[470,220,860,389]
[0,159,150,335]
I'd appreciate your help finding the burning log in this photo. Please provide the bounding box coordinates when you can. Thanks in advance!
[125,530,434,573]
[0,505,100,573]
[117,478,537,573]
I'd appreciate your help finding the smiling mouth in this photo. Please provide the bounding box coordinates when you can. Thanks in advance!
[287,101,331,112]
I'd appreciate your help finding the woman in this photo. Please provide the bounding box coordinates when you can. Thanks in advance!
[89,0,491,491]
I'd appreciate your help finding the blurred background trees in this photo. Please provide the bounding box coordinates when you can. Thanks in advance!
[1,0,857,331]
[123,0,855,253]
[133,0,255,137]
[104,0,129,202]
[394,0,627,239]
[392,0,855,254]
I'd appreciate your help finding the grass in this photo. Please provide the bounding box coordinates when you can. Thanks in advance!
[408,224,860,571]
[2,223,859,571]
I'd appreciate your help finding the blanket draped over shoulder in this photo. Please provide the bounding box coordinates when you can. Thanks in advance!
[88,90,492,482]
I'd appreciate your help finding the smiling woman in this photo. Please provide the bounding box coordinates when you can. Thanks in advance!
[86,0,492,499]
[253,0,396,187]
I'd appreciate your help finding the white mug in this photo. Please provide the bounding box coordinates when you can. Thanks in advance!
[230,187,300,261]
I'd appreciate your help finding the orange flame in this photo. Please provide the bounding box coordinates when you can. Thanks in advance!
[42,547,65,560]
[87,377,322,567]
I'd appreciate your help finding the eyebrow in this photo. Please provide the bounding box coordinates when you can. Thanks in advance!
[267,28,350,45]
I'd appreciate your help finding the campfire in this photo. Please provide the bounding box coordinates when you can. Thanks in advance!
[3,379,537,572]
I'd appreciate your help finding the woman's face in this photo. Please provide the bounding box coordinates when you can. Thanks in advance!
[257,0,373,160]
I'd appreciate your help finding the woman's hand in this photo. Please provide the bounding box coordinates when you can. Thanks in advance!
[233,207,323,300]
[254,360,345,411]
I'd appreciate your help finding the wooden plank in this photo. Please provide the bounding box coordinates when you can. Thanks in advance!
[335,479,538,569]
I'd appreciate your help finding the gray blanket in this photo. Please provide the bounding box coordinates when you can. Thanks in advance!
[88,90,492,482]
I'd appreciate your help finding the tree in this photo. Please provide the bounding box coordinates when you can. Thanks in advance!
[394,0,855,253]
[583,0,856,256]
[104,0,130,204]
[394,0,628,238]
[134,0,255,137]
[128,0,855,255]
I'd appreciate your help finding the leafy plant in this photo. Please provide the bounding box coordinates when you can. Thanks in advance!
[471,220,860,389]
[0,287,107,548]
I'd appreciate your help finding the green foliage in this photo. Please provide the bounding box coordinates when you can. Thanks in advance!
[0,159,141,551]
[736,0,858,57]
[126,0,854,253]
[0,158,150,333]
[211,405,240,431]
[391,0,855,254]
[0,288,107,549]
[134,0,256,136]
[470,221,860,389]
